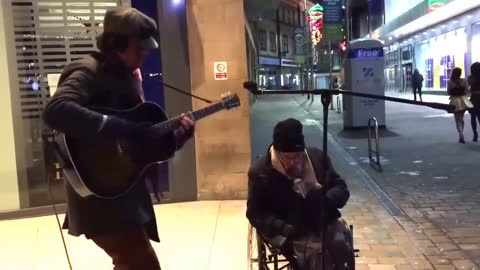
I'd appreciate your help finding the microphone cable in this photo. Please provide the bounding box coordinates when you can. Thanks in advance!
[44,130,73,270]
[47,176,73,270]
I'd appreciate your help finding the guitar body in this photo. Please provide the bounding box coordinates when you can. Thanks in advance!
[56,102,173,199]
[54,93,240,199]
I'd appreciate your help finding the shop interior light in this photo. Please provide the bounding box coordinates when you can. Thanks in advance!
[386,0,480,40]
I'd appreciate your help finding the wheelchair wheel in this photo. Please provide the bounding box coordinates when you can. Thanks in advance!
[247,223,267,270]
[248,224,294,270]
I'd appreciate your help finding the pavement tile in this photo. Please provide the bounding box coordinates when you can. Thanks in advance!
[425,256,451,265]
[459,244,480,251]
[396,265,415,270]
[443,251,468,260]
[409,259,435,270]
[432,265,456,270]
[451,259,478,270]
[378,257,409,264]
[429,236,454,243]
[436,243,460,251]
[369,264,397,270]
[421,247,443,256]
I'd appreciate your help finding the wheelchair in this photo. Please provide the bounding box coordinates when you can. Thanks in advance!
[247,220,359,270]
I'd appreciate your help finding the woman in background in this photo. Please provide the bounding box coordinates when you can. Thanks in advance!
[448,67,473,144]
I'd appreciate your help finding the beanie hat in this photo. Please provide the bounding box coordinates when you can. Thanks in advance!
[273,118,305,152]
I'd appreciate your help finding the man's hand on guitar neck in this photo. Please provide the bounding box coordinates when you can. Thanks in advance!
[174,114,195,149]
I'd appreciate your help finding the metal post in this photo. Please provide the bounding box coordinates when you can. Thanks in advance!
[320,92,332,270]
[329,40,334,109]
[345,0,351,42]
[276,8,282,89]
[368,117,382,171]
[304,0,312,99]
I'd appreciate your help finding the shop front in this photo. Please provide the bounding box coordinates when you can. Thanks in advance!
[472,22,480,64]
[414,27,467,91]
[258,56,301,90]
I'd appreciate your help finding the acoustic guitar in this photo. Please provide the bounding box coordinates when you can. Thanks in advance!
[55,93,240,199]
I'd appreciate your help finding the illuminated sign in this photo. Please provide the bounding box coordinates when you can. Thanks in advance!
[312,30,322,46]
[307,4,324,45]
[340,36,347,51]
[347,48,384,59]
[428,0,445,12]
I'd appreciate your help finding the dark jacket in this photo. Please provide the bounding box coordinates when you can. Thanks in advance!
[468,75,480,108]
[412,72,424,89]
[448,79,467,97]
[246,146,350,238]
[43,52,168,242]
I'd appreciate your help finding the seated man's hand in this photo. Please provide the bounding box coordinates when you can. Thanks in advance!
[281,223,297,238]
[306,188,327,206]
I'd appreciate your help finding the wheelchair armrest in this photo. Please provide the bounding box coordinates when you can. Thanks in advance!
[259,233,287,252]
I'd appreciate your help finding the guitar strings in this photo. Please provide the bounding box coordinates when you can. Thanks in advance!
[151,101,224,129]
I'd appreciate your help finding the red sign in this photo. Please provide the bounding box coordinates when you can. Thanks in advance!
[214,62,228,80]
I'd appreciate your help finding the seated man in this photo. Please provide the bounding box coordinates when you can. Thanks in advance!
[246,118,353,270]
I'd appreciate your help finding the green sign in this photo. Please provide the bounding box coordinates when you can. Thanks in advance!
[428,0,445,12]
[321,24,343,42]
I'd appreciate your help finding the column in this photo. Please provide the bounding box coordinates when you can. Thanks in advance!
[186,0,251,199]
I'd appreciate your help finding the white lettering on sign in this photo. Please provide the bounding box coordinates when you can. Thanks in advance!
[357,49,379,58]
[214,62,228,80]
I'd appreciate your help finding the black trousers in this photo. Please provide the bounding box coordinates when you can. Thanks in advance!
[470,107,480,133]
[91,227,161,270]
[413,87,422,101]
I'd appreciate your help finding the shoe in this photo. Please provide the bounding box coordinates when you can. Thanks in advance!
[474,132,478,142]
[459,137,466,144]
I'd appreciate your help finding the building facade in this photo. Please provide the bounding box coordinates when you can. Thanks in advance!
[357,0,480,94]
[252,0,309,90]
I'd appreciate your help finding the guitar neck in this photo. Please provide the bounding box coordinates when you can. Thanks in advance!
[155,101,225,133]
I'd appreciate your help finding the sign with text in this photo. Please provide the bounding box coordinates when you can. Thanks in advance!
[343,40,386,128]
[322,24,343,42]
[214,62,228,80]
[294,27,306,55]
[347,47,384,59]
[323,0,342,24]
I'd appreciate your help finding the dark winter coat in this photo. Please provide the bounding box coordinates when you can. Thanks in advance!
[246,146,350,238]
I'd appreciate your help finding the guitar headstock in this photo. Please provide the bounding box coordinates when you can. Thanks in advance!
[221,92,241,110]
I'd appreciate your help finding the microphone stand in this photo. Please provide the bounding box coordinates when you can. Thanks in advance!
[243,81,454,270]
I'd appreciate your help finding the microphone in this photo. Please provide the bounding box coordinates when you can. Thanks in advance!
[243,81,262,95]
[293,178,306,199]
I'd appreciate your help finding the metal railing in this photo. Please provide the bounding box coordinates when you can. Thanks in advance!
[368,117,382,171]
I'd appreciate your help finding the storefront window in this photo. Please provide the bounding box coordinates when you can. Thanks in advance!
[269,32,277,52]
[259,30,267,51]
[414,27,467,90]
[0,1,120,213]
[282,34,289,54]
[472,22,480,64]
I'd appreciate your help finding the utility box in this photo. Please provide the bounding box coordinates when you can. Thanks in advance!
[342,39,386,128]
